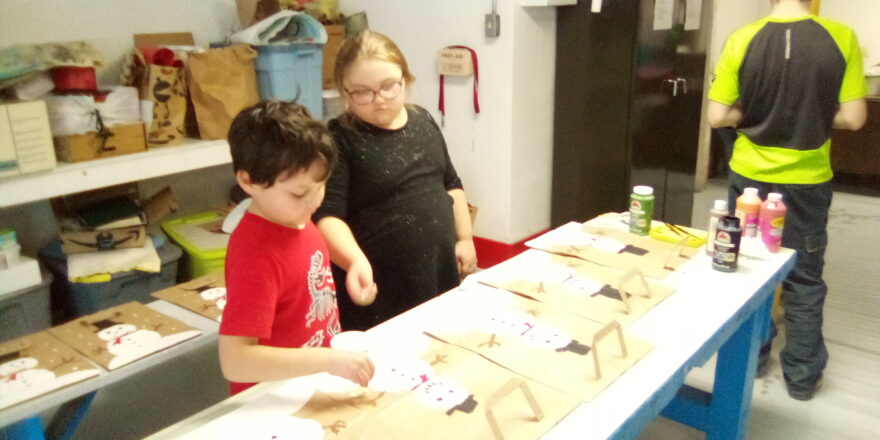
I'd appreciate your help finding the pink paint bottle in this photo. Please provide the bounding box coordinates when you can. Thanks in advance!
[759,192,786,253]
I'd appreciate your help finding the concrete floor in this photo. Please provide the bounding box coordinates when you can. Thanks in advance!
[639,180,880,439]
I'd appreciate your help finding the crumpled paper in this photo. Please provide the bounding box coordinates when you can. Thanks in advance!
[45,86,141,137]
[230,10,327,45]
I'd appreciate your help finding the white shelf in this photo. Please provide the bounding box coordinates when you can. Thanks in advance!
[0,139,231,208]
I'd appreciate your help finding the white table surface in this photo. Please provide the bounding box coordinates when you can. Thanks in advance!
[145,221,795,440]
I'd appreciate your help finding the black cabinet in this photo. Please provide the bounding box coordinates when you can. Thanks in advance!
[552,0,710,227]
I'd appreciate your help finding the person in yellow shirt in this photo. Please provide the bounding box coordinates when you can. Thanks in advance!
[707,0,867,400]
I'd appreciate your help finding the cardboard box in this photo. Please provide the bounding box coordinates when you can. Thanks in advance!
[54,122,147,163]
[53,184,178,254]
[60,225,148,254]
[0,101,57,179]
[322,24,345,90]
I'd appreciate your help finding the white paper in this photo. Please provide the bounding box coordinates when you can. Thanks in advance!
[591,0,603,13]
[67,238,161,280]
[230,10,327,45]
[3,101,56,174]
[684,0,703,31]
[653,0,675,31]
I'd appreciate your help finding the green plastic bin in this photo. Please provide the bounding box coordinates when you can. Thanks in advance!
[161,211,229,280]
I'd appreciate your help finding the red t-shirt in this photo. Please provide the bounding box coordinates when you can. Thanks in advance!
[220,211,340,395]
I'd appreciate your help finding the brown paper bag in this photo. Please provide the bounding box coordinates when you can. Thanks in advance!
[151,271,226,322]
[0,332,102,410]
[351,341,580,440]
[48,302,202,370]
[292,337,579,440]
[146,64,188,147]
[424,288,654,402]
[187,44,260,140]
[478,251,675,326]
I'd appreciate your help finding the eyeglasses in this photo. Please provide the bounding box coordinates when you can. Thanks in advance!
[344,79,403,105]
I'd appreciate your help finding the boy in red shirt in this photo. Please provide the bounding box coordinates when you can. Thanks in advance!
[219,100,374,395]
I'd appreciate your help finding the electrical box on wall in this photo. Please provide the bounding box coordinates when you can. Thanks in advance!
[485,12,500,37]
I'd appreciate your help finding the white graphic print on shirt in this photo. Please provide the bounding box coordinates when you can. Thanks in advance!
[305,251,336,328]
[303,330,324,347]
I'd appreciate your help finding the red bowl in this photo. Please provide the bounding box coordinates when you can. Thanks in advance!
[51,66,98,94]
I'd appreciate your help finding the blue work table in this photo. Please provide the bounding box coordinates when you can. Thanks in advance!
[143,236,794,440]
[0,301,220,440]
[544,244,795,440]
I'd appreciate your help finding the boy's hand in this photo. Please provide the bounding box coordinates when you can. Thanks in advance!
[455,238,477,279]
[347,257,378,306]
[328,350,375,386]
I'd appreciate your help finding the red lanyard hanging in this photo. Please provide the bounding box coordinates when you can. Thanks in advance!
[438,46,479,127]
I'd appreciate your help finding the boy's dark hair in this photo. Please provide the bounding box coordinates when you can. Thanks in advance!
[228,100,337,187]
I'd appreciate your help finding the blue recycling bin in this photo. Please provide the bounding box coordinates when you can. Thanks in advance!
[254,44,324,119]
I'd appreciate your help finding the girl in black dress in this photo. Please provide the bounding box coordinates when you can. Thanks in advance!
[314,30,476,330]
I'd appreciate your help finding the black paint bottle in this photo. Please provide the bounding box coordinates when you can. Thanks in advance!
[712,216,743,272]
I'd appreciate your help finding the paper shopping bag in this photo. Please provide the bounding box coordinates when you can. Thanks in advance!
[145,64,187,147]
[187,44,259,140]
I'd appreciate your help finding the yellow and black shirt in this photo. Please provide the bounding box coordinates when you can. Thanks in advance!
[710,15,866,184]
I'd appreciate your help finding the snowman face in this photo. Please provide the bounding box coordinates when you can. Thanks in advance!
[4,368,55,388]
[215,297,227,310]
[368,357,434,392]
[107,330,162,356]
[0,357,38,375]
[96,324,138,341]
[522,324,572,350]
[416,377,470,411]
[482,309,538,336]
[200,287,227,301]
[562,275,604,296]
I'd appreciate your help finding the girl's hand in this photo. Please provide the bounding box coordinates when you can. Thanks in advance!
[455,238,477,278]
[347,256,378,305]
[327,350,375,386]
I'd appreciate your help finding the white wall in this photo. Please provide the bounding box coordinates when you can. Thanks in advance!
[0,0,240,255]
[0,0,239,85]
[697,0,876,189]
[1,0,557,249]
[340,0,556,243]
[511,7,555,241]
[821,0,880,67]
[696,0,769,189]
[706,0,878,76]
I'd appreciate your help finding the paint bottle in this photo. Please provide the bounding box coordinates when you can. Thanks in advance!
[735,187,762,238]
[759,192,786,253]
[705,199,729,256]
[628,185,654,236]
[712,216,742,272]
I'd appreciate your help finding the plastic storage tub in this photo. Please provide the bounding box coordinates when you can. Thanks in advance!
[41,242,182,320]
[0,270,52,342]
[255,44,324,119]
[161,211,229,281]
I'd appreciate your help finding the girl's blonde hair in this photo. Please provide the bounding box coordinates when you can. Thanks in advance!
[334,30,415,128]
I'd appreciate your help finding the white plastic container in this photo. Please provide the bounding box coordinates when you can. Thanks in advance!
[0,243,21,269]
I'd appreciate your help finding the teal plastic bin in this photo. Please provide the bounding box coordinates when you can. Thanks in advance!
[255,44,324,119]
[40,242,182,321]
[0,270,52,342]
